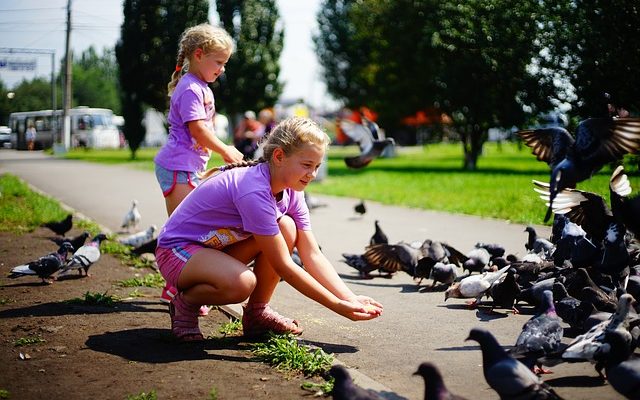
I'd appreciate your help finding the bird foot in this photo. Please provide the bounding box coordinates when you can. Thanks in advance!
[511,307,520,315]
[465,299,478,309]
[534,366,553,375]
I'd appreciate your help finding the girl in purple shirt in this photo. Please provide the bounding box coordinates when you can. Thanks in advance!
[156,117,383,341]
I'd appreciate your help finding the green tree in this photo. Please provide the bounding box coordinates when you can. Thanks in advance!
[116,0,209,158]
[540,0,640,117]
[215,0,284,121]
[72,47,121,114]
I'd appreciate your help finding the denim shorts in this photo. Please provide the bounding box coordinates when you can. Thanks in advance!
[156,244,205,289]
[155,164,201,197]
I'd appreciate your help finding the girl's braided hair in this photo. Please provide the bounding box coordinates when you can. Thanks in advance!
[167,24,234,96]
[199,116,330,180]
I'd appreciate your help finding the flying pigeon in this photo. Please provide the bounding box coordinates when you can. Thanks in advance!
[414,362,469,400]
[466,327,564,400]
[354,200,367,216]
[511,290,564,374]
[118,225,157,248]
[518,116,640,221]
[41,213,73,236]
[363,242,427,277]
[121,199,141,231]
[58,233,107,277]
[609,165,640,237]
[50,231,90,251]
[8,242,74,283]
[369,220,389,245]
[328,364,384,400]
[444,265,510,308]
[344,138,395,169]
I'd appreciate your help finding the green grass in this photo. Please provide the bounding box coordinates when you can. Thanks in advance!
[13,336,45,347]
[125,390,157,400]
[65,291,121,307]
[118,273,165,288]
[61,142,640,225]
[0,174,70,233]
[250,333,334,377]
[0,389,9,399]
[218,318,242,336]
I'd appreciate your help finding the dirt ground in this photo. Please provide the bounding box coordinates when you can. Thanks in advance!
[0,227,325,400]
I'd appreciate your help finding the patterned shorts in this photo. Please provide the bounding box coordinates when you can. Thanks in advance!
[155,244,205,289]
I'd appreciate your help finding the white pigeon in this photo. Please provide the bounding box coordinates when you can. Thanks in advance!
[58,234,107,277]
[121,199,141,231]
[118,225,157,248]
[444,265,510,307]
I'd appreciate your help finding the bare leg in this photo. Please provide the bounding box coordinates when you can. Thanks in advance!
[165,183,194,216]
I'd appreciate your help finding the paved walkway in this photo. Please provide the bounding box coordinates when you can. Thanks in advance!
[0,149,623,400]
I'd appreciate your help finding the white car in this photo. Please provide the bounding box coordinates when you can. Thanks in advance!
[0,126,11,148]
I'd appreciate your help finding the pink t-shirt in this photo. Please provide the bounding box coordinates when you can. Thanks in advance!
[157,162,311,249]
[154,72,214,172]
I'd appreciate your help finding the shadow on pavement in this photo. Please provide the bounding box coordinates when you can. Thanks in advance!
[0,300,163,318]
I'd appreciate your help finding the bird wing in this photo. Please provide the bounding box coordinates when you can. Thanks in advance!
[576,117,640,167]
[9,263,38,276]
[363,243,418,273]
[62,245,101,271]
[486,358,542,397]
[441,242,468,267]
[518,127,574,167]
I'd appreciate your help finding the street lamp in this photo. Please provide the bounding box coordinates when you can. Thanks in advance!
[7,92,15,100]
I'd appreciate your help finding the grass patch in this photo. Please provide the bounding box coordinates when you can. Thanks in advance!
[250,333,333,377]
[65,291,121,307]
[208,387,218,400]
[0,298,12,306]
[14,336,45,347]
[118,273,165,288]
[0,389,9,399]
[218,318,242,336]
[0,174,69,233]
[62,143,640,225]
[125,390,157,400]
[301,380,334,396]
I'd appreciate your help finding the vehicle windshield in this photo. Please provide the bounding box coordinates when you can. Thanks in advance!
[78,113,114,129]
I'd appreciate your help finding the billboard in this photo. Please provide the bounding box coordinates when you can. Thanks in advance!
[0,57,37,71]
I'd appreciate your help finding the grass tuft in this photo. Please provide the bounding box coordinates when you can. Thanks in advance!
[118,273,165,288]
[250,333,333,377]
[218,318,242,336]
[65,291,120,307]
[125,390,157,400]
[14,336,45,347]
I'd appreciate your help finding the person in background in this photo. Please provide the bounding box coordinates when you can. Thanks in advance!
[26,123,36,151]
[234,110,265,160]
[153,23,244,308]
[155,116,383,341]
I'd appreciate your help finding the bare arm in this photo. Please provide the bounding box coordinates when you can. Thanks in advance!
[253,232,381,320]
[188,120,244,164]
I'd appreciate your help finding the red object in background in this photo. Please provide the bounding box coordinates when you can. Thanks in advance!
[401,108,452,126]
[335,106,379,145]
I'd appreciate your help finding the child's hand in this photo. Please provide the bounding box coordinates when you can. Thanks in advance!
[222,145,244,164]
[336,298,383,321]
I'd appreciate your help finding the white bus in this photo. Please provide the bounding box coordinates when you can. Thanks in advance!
[9,107,121,150]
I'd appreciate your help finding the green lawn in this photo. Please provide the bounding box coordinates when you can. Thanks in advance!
[59,142,640,226]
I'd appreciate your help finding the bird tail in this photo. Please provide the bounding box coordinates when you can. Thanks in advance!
[8,263,35,278]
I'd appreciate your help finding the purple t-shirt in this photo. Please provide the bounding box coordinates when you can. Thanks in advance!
[158,162,312,249]
[154,72,214,172]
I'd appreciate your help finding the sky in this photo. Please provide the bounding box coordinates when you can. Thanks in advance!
[0,0,339,110]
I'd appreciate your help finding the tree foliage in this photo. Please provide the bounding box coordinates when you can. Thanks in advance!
[214,0,283,121]
[116,0,208,158]
[72,47,121,114]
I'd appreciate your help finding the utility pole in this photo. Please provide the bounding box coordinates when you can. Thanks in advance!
[59,0,72,153]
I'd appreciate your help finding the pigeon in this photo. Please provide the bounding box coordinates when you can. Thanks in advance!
[328,364,384,400]
[511,290,564,374]
[304,191,328,211]
[429,262,459,289]
[344,138,395,169]
[118,225,157,248]
[363,242,426,276]
[475,242,506,259]
[518,116,640,222]
[354,200,366,216]
[41,213,73,236]
[444,265,510,307]
[489,267,521,313]
[610,165,640,237]
[561,294,635,369]
[341,252,377,278]
[594,329,640,400]
[517,277,556,308]
[58,233,107,277]
[462,247,491,274]
[552,281,596,332]
[414,362,470,400]
[423,240,467,267]
[131,237,158,256]
[8,242,74,283]
[50,231,90,251]
[121,199,141,231]
[465,327,564,400]
[369,220,389,245]
[524,226,554,257]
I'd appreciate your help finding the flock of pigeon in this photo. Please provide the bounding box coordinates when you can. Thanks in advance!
[7,199,158,284]
[335,106,640,399]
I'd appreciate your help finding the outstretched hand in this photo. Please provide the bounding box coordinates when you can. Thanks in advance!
[222,144,244,164]
[337,296,383,321]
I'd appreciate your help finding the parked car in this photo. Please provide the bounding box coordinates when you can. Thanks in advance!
[0,126,11,148]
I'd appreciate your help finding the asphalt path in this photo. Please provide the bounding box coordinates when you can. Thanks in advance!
[0,149,627,400]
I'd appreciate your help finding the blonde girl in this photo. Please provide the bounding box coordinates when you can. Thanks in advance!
[155,116,383,341]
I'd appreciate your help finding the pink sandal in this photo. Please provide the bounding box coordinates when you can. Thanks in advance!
[242,303,303,338]
[169,293,204,342]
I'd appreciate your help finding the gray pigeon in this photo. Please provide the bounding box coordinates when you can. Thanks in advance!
[329,365,384,400]
[511,290,564,374]
[594,329,640,400]
[466,327,564,400]
[363,242,425,276]
[524,226,554,257]
[8,242,74,284]
[58,233,107,277]
[121,199,141,231]
[430,262,459,289]
[414,362,469,400]
[370,220,389,245]
[118,225,157,248]
[341,253,377,278]
[445,265,510,307]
